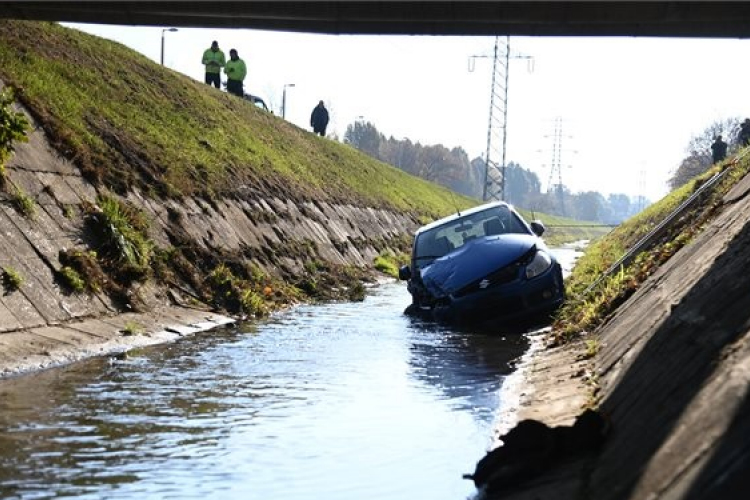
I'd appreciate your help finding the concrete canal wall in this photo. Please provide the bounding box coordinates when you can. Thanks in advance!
[0,104,418,378]
[485,170,750,498]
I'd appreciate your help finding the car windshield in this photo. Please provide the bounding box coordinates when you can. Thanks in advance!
[414,205,530,267]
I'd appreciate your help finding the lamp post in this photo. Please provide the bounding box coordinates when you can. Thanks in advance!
[160,28,178,66]
[281,83,295,119]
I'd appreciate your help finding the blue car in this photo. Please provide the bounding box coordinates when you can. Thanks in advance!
[398,201,565,326]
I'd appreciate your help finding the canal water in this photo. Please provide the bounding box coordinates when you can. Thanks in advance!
[0,247,581,500]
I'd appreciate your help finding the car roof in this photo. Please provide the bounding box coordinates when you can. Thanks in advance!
[415,201,514,236]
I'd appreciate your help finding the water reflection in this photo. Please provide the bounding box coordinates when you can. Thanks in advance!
[0,246,584,500]
[0,284,527,500]
[407,317,528,422]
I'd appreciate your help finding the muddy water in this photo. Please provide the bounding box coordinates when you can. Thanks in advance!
[0,248,579,500]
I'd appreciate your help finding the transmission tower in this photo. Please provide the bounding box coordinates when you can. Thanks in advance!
[469,37,532,203]
[545,117,569,215]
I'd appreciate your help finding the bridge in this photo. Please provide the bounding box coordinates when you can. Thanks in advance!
[3,1,750,38]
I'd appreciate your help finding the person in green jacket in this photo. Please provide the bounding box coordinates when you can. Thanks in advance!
[224,49,247,97]
[201,41,225,89]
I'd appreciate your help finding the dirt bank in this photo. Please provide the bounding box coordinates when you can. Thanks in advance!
[473,168,750,498]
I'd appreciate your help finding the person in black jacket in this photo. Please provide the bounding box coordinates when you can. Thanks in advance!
[310,100,329,137]
[711,135,728,164]
[738,119,750,147]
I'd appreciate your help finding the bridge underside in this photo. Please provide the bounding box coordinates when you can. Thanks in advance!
[3,1,750,38]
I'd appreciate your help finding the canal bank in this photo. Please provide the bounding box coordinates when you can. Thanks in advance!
[0,91,418,379]
[474,168,750,499]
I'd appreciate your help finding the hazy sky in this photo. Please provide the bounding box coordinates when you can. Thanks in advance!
[65,23,750,202]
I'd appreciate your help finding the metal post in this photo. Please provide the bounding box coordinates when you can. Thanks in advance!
[282,83,295,119]
[161,28,178,66]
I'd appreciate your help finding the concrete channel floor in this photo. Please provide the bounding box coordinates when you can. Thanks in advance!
[0,306,235,379]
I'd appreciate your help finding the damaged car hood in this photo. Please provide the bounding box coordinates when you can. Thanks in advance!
[420,234,538,298]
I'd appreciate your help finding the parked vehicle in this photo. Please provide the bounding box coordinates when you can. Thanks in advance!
[243,93,271,112]
[398,201,565,327]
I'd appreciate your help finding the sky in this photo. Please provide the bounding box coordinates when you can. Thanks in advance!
[65,22,750,203]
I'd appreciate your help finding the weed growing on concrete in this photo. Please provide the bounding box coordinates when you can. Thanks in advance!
[2,266,23,292]
[207,263,270,318]
[583,338,600,359]
[58,266,85,293]
[9,186,36,219]
[240,289,268,317]
[0,87,29,189]
[62,204,76,219]
[58,249,103,293]
[83,194,153,275]
[121,321,143,336]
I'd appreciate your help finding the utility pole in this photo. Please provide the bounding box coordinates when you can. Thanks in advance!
[469,36,532,203]
[540,116,574,216]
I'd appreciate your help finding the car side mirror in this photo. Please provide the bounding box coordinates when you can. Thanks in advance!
[398,265,412,281]
[530,220,545,236]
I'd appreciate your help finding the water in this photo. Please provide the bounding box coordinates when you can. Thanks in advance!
[0,248,579,500]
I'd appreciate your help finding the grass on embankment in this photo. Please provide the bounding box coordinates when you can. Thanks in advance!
[553,152,750,343]
[0,20,476,219]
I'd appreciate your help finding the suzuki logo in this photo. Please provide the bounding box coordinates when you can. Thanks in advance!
[479,279,491,289]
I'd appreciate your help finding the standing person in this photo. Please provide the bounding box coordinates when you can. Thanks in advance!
[310,100,329,137]
[738,118,750,147]
[224,49,247,97]
[711,135,728,164]
[201,41,225,89]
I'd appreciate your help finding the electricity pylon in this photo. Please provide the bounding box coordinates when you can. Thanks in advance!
[542,116,573,215]
[469,36,532,203]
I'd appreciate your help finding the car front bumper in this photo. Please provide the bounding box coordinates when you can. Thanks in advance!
[430,264,565,326]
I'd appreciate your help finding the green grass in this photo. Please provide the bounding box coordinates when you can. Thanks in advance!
[0,20,479,220]
[374,251,409,278]
[554,155,750,342]
[0,20,601,245]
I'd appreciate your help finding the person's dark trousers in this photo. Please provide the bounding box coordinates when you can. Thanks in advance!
[314,127,326,137]
[205,72,220,89]
[226,80,243,97]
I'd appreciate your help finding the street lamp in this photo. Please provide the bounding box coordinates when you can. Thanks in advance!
[281,83,295,119]
[160,28,178,66]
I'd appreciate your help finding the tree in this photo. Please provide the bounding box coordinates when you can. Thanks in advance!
[344,121,382,157]
[571,191,608,222]
[668,151,711,190]
[670,117,742,189]
[607,193,632,223]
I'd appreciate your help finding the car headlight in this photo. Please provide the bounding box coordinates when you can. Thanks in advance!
[525,249,552,279]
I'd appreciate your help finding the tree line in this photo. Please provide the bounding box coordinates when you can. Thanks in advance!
[668,117,746,190]
[343,120,647,225]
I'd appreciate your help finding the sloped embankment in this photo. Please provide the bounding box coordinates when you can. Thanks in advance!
[476,162,750,498]
[0,20,475,377]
